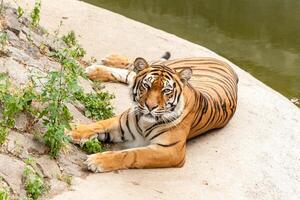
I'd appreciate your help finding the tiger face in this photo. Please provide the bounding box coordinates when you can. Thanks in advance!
[131,58,192,122]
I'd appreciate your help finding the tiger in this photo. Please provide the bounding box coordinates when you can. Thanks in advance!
[67,52,238,173]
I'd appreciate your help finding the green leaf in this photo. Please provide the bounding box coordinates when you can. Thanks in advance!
[82,138,104,154]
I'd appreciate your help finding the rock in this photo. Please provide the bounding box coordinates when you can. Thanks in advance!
[14,113,29,132]
[0,178,9,189]
[43,36,66,52]
[24,43,41,59]
[2,57,29,86]
[6,29,24,49]
[78,76,95,94]
[7,46,31,63]
[47,179,68,198]
[35,56,61,73]
[21,26,45,48]
[0,154,26,195]
[36,155,61,178]
[7,131,47,156]
[4,9,22,36]
[6,30,19,42]
[18,31,28,41]
[67,103,93,124]
[57,145,87,177]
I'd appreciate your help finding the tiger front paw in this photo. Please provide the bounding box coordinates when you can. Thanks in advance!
[66,124,99,145]
[85,151,127,173]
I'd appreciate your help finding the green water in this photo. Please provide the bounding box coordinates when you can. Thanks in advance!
[82,0,300,101]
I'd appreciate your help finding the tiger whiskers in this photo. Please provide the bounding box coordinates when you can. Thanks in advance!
[161,112,180,128]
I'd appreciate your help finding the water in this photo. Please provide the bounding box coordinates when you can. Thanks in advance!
[82,0,300,102]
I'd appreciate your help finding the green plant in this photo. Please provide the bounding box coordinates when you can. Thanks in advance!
[61,31,86,59]
[29,33,84,158]
[36,70,74,158]
[75,91,114,120]
[24,156,37,167]
[62,31,76,47]
[0,176,9,200]
[57,174,72,186]
[0,31,8,52]
[0,0,4,16]
[0,74,36,144]
[0,188,9,200]
[82,138,104,154]
[91,80,103,92]
[0,127,7,145]
[23,165,47,200]
[30,0,41,27]
[37,31,113,157]
[17,6,24,18]
[53,20,63,38]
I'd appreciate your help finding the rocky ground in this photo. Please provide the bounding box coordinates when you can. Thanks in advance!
[0,6,97,199]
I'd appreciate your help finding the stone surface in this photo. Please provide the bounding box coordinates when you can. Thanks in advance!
[7,131,47,156]
[37,155,61,178]
[46,179,69,198]
[57,145,88,177]
[14,113,29,132]
[6,29,19,42]
[66,103,92,124]
[2,56,29,86]
[78,76,95,94]
[4,8,22,36]
[3,1,300,200]
[0,154,25,195]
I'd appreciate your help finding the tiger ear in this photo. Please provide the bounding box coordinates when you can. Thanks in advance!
[179,68,193,85]
[133,57,149,73]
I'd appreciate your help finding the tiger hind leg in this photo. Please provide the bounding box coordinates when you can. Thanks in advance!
[101,54,132,69]
[85,52,171,83]
[85,64,136,84]
[101,52,170,68]
[85,54,134,84]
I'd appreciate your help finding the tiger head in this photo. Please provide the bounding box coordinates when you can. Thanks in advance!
[131,57,192,122]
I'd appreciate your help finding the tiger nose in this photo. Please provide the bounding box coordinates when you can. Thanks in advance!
[146,102,158,111]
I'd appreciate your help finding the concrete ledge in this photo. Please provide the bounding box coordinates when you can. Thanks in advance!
[5,0,300,199]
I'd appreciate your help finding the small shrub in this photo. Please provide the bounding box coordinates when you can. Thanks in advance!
[0,74,36,145]
[23,157,47,200]
[61,31,86,59]
[62,31,76,47]
[0,0,5,16]
[30,0,41,27]
[82,138,104,154]
[32,30,110,157]
[17,6,24,18]
[0,127,7,145]
[0,31,8,52]
[0,188,9,200]
[23,167,47,200]
[57,174,72,186]
[75,91,114,120]
[36,69,74,158]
